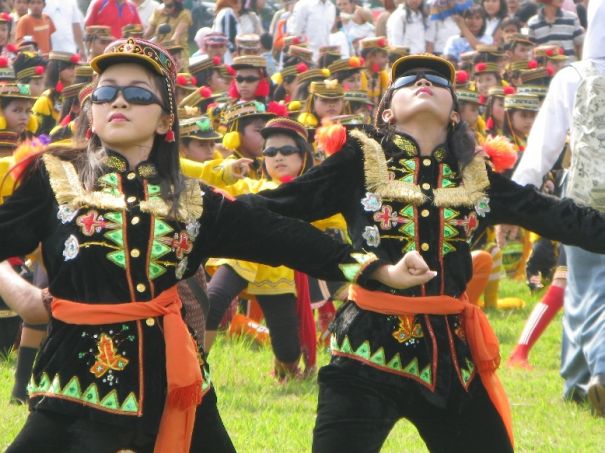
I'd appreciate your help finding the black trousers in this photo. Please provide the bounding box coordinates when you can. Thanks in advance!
[206,264,300,363]
[7,388,236,453]
[312,365,514,453]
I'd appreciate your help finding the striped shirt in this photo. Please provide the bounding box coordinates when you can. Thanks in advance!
[527,8,584,60]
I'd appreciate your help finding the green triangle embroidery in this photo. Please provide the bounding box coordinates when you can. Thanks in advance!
[338,263,361,282]
[466,358,475,373]
[370,348,386,366]
[82,383,100,404]
[340,336,353,354]
[442,164,453,177]
[154,219,173,237]
[100,389,120,410]
[386,354,403,371]
[104,212,123,225]
[461,367,471,384]
[401,159,416,171]
[98,173,118,187]
[61,376,82,398]
[403,358,419,376]
[107,251,127,269]
[420,365,432,384]
[401,222,415,237]
[443,208,457,220]
[148,184,161,196]
[150,241,171,259]
[400,205,415,218]
[104,229,124,247]
[404,242,416,252]
[149,261,167,280]
[441,179,455,188]
[330,335,338,351]
[402,175,414,183]
[120,392,139,413]
[442,242,456,255]
[37,372,51,393]
[48,374,61,394]
[443,224,458,239]
[355,341,371,360]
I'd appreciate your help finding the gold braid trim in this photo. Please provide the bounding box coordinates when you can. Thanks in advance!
[351,129,427,206]
[433,155,489,208]
[43,153,127,210]
[139,179,204,222]
[351,129,490,208]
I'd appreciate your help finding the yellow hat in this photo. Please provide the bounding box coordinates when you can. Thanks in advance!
[310,80,344,99]
[391,54,455,86]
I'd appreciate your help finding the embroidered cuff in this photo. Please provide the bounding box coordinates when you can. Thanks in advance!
[339,252,383,286]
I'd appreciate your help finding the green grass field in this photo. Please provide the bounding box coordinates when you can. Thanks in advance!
[1,279,603,452]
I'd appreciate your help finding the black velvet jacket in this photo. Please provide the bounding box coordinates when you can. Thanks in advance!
[241,127,605,405]
[0,149,380,430]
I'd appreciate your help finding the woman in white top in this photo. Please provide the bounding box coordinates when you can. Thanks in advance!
[213,0,241,54]
[386,0,427,54]
[334,0,375,55]
[239,0,265,35]
[481,0,508,37]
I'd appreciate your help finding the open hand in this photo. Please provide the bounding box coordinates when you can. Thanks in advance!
[495,224,519,248]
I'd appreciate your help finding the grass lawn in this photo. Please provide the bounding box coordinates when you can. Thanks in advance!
[0,279,603,452]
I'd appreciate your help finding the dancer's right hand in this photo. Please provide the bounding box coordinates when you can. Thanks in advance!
[371,251,437,289]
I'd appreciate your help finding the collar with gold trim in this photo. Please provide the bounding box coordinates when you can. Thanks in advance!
[104,150,159,180]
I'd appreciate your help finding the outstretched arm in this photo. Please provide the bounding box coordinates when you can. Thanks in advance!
[0,261,47,324]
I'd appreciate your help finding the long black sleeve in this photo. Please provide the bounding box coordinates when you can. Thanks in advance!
[199,186,382,284]
[485,170,605,253]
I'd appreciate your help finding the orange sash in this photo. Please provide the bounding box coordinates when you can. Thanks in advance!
[348,285,514,447]
[51,286,202,453]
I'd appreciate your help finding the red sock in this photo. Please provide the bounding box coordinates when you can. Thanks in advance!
[510,285,564,361]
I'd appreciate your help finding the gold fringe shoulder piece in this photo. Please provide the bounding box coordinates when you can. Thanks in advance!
[350,129,427,206]
[433,155,490,208]
[139,178,204,223]
[42,153,126,211]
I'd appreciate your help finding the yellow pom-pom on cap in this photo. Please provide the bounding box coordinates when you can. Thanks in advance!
[321,68,331,77]
[26,115,38,133]
[0,116,6,130]
[222,131,241,151]
[296,112,318,128]
[271,72,283,85]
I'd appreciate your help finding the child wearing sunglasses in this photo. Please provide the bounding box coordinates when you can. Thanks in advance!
[229,55,271,102]
[0,37,432,452]
[239,54,605,452]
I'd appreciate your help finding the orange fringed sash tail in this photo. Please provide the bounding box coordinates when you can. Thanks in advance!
[348,285,514,448]
[51,286,203,453]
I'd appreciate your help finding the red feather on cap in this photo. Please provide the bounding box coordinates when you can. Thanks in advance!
[528,59,538,69]
[503,86,516,95]
[348,56,362,68]
[371,63,381,73]
[255,78,270,97]
[546,63,555,76]
[5,43,16,53]
[486,117,494,130]
[546,48,555,57]
[55,81,64,94]
[292,37,301,45]
[558,47,565,55]
[226,65,236,76]
[212,56,221,65]
[479,95,487,105]
[456,70,469,85]
[199,86,213,98]
[316,124,347,156]
[34,65,45,75]
[267,101,288,117]
[70,54,80,64]
[176,74,188,85]
[296,63,308,73]
[475,62,487,72]
[0,12,10,22]
[377,37,386,47]
[0,56,8,68]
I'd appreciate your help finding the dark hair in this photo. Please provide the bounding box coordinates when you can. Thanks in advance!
[59,95,79,124]
[260,131,314,177]
[374,85,475,169]
[499,17,522,33]
[404,0,427,26]
[260,33,272,52]
[463,5,487,38]
[481,0,507,19]
[332,69,359,84]
[237,115,266,133]
[50,69,185,219]
[167,0,184,14]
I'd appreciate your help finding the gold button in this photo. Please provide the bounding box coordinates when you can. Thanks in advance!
[127,172,136,180]
[421,183,431,190]
[127,196,137,203]
[422,159,431,167]
[421,243,430,252]
[131,216,140,225]
[130,249,141,258]
[145,318,155,327]
[421,209,429,217]
[136,283,146,293]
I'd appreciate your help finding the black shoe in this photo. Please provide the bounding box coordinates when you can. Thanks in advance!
[587,374,605,417]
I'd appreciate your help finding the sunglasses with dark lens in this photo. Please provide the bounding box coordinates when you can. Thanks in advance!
[262,145,301,157]
[391,72,451,91]
[236,75,261,84]
[91,86,166,110]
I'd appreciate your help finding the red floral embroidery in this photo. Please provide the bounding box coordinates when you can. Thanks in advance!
[373,205,405,230]
[76,210,108,236]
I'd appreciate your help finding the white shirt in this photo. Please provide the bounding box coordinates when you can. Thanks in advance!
[426,16,459,54]
[288,0,336,61]
[136,0,160,28]
[44,0,83,54]
[386,6,426,54]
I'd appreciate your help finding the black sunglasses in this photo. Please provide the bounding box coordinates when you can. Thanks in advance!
[91,85,167,110]
[392,72,451,91]
[262,145,301,157]
[236,75,261,84]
